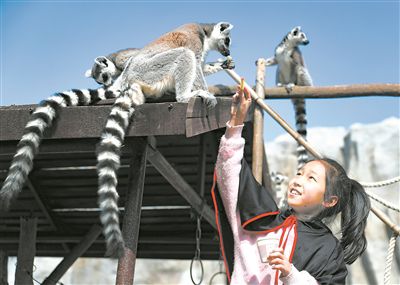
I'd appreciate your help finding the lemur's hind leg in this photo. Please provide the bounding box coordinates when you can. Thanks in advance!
[190,63,217,108]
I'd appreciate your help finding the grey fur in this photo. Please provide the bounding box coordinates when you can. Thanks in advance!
[265,26,313,168]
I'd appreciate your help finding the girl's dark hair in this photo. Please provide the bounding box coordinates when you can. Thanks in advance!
[316,158,371,264]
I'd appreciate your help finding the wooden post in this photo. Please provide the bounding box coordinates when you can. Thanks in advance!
[252,58,266,184]
[42,224,102,285]
[116,138,148,285]
[0,251,8,285]
[15,217,37,285]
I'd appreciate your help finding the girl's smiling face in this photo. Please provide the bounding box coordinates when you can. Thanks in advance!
[287,160,332,218]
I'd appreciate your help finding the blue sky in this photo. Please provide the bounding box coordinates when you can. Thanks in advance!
[1,1,399,140]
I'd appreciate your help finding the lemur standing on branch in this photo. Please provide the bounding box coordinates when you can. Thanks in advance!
[265,26,313,168]
[0,22,234,257]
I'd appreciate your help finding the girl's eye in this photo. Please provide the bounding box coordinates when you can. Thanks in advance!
[310,176,317,182]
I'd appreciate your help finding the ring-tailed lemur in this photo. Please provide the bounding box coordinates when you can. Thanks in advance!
[0,22,234,257]
[265,26,313,168]
[85,48,234,88]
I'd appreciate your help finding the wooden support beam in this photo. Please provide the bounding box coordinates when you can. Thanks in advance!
[252,59,266,183]
[0,251,7,285]
[208,83,400,98]
[26,178,70,252]
[116,138,148,285]
[42,224,102,285]
[147,146,216,230]
[26,178,57,231]
[15,217,37,285]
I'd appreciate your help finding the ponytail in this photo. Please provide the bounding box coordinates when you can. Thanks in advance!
[340,179,370,264]
[317,158,371,264]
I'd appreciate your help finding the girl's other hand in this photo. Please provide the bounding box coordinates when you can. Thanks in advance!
[267,248,292,277]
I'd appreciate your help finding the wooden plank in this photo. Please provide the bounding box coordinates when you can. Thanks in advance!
[209,84,400,98]
[185,97,233,137]
[0,251,7,285]
[252,59,266,184]
[15,217,37,285]
[26,178,58,231]
[0,102,193,142]
[146,147,216,229]
[116,138,148,285]
[41,224,102,285]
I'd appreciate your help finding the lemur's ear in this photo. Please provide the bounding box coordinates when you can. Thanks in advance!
[94,56,109,67]
[219,22,233,34]
[85,69,92,77]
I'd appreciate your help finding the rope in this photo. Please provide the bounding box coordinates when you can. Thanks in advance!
[360,176,400,188]
[366,190,400,212]
[383,232,398,285]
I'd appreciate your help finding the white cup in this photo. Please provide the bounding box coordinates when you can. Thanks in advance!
[257,237,280,263]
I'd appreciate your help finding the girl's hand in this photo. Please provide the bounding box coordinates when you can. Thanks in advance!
[267,248,292,277]
[229,84,252,127]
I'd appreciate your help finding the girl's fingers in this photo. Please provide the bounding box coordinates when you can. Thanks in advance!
[271,264,285,270]
[268,252,285,260]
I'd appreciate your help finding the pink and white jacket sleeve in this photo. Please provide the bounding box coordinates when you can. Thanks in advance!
[215,123,245,229]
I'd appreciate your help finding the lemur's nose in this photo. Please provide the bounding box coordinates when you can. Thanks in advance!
[303,40,310,45]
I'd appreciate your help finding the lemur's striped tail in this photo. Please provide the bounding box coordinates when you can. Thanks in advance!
[96,84,144,257]
[0,88,116,210]
[292,98,308,169]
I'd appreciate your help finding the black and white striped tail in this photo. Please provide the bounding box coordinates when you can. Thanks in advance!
[0,88,116,210]
[292,98,308,168]
[96,86,143,257]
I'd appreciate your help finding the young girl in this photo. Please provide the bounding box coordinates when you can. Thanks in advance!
[211,86,371,284]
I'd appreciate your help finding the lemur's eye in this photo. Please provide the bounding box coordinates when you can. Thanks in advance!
[293,30,298,36]
[225,38,231,45]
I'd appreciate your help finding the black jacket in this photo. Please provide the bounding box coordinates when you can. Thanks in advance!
[211,159,347,284]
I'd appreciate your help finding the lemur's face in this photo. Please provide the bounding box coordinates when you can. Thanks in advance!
[86,56,118,87]
[288,26,309,46]
[210,22,233,56]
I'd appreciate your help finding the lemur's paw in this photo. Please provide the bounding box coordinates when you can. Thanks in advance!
[285,83,295,93]
[191,90,217,108]
[265,59,274,66]
[221,56,235,70]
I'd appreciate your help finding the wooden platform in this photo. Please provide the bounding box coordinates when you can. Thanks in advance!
[0,96,254,260]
